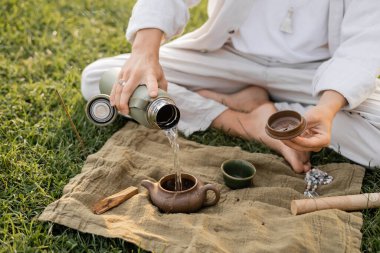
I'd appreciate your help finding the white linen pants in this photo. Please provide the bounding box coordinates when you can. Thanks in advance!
[81,45,380,168]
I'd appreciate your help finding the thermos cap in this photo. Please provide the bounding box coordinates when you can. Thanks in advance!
[85,94,118,126]
[265,110,306,140]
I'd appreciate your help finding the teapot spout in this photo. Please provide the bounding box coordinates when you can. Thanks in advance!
[141,179,155,193]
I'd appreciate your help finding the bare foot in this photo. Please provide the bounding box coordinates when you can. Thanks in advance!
[280,147,311,173]
[197,86,269,113]
[211,103,311,173]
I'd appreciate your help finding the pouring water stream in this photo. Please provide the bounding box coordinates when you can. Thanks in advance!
[164,126,182,191]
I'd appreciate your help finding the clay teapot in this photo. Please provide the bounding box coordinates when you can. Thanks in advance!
[141,173,220,213]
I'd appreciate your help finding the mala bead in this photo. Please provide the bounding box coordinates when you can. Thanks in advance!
[304,168,334,197]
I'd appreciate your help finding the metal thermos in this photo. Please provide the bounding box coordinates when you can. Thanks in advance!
[85,68,180,129]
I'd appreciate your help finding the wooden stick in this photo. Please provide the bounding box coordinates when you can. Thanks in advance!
[291,193,380,215]
[92,186,138,215]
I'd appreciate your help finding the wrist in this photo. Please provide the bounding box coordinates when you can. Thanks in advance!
[132,28,163,57]
[317,90,347,118]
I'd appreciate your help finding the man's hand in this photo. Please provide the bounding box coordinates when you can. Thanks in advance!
[110,28,167,116]
[282,90,347,152]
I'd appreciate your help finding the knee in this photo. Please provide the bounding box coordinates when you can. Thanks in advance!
[80,54,130,100]
[80,62,102,101]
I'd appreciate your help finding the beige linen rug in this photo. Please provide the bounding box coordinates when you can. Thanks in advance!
[39,122,365,253]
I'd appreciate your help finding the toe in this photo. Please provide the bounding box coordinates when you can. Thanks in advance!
[303,161,312,173]
[286,156,305,174]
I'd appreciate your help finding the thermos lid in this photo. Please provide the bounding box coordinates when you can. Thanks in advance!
[85,94,118,126]
[265,110,306,140]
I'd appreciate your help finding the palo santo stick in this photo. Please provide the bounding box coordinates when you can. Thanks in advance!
[92,186,138,215]
[291,193,380,215]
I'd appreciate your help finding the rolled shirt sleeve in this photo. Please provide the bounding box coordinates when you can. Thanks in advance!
[313,0,380,109]
[126,0,200,43]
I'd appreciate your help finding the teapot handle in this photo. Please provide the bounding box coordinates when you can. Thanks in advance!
[201,184,220,207]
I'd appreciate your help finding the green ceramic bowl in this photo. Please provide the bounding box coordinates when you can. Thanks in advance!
[221,159,256,189]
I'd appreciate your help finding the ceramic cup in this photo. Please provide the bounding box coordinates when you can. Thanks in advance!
[265,110,306,140]
[221,159,256,189]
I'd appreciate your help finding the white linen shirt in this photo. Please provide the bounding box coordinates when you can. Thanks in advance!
[231,0,331,64]
[127,0,380,110]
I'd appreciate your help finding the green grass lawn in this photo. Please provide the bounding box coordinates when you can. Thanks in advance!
[1,0,379,252]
